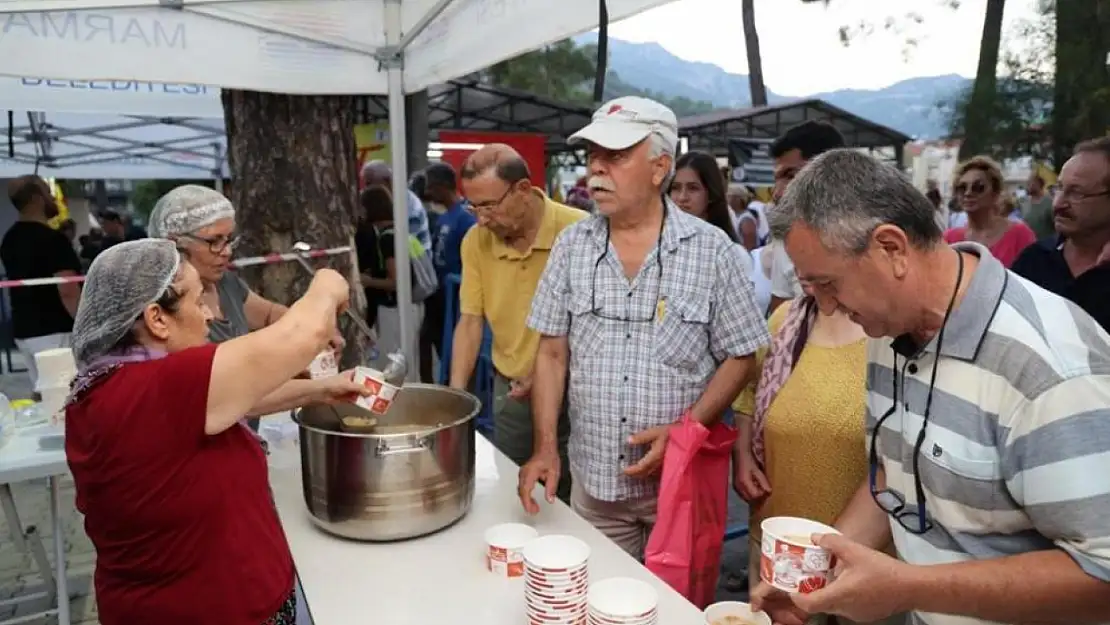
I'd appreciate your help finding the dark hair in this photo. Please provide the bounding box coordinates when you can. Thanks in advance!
[110,276,186,353]
[672,151,738,243]
[409,171,428,202]
[7,175,47,211]
[925,188,942,208]
[360,186,394,223]
[425,162,458,192]
[99,210,123,224]
[770,121,846,160]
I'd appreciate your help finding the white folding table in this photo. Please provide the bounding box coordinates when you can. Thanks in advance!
[0,423,71,625]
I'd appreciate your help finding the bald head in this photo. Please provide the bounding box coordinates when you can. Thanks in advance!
[461,143,531,185]
[8,174,56,216]
[361,160,392,187]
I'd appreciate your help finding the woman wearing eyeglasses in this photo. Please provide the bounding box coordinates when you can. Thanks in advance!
[148,185,342,430]
[944,156,1035,267]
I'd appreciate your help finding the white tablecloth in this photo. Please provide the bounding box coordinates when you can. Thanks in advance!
[269,435,705,625]
[0,422,71,625]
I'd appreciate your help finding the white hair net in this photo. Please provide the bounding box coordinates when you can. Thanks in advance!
[72,239,181,366]
[147,184,235,238]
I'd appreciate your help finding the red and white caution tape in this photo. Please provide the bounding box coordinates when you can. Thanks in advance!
[0,246,351,289]
[229,246,351,268]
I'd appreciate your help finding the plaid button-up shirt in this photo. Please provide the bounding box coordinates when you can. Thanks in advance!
[527,202,769,502]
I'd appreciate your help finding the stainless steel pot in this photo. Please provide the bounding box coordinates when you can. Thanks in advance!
[294,384,480,541]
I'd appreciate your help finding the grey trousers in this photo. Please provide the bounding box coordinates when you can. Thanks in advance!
[492,374,572,503]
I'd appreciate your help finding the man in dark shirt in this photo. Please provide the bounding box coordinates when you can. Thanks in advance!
[420,162,476,381]
[1012,137,1110,331]
[1,176,82,390]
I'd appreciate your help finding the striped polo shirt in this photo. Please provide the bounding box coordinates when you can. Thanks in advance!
[866,242,1110,625]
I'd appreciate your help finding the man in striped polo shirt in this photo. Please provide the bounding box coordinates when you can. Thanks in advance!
[752,149,1110,625]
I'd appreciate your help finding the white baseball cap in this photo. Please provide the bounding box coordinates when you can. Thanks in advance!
[569,96,679,153]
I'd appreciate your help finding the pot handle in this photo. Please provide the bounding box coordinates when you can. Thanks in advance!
[375,437,428,457]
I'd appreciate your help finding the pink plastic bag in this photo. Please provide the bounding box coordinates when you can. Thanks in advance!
[644,414,737,609]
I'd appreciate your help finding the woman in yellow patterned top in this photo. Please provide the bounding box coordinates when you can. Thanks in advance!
[732,295,896,625]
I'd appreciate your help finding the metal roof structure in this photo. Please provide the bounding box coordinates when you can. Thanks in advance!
[3,78,594,179]
[356,79,593,153]
[680,99,911,158]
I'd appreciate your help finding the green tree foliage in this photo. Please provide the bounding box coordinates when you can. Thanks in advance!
[1052,0,1110,166]
[602,72,715,117]
[129,179,214,220]
[486,39,715,117]
[486,39,599,104]
[941,1,1053,159]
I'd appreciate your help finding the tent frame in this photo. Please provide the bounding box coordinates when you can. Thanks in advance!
[680,98,912,165]
[375,0,457,379]
[9,112,226,177]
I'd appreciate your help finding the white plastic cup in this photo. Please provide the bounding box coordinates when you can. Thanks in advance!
[587,577,658,620]
[307,350,338,379]
[703,601,772,625]
[522,534,591,572]
[484,523,537,578]
[38,386,69,426]
[760,516,841,594]
[351,366,401,415]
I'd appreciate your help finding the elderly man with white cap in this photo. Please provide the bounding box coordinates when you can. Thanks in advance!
[520,96,769,559]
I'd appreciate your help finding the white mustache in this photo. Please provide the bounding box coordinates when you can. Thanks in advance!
[588,176,615,193]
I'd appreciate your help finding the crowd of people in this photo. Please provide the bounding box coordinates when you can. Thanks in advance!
[0,90,1108,625]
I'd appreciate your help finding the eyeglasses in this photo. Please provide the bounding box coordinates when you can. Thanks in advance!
[955,181,987,196]
[467,184,516,214]
[589,204,666,323]
[182,233,239,254]
[1054,187,1110,203]
[868,250,964,536]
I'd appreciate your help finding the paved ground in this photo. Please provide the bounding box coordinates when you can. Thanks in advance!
[0,356,751,624]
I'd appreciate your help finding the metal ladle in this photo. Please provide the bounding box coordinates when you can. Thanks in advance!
[290,242,409,382]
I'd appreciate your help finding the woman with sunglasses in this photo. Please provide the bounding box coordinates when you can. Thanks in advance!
[148,185,343,430]
[944,156,1035,267]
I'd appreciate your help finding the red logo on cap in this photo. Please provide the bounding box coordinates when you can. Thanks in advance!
[607,104,623,115]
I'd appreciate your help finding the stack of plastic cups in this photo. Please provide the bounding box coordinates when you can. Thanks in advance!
[523,535,590,624]
[587,578,659,625]
[33,348,77,426]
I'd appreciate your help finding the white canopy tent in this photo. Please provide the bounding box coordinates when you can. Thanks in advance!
[0,0,676,376]
[1,75,228,179]
[3,111,228,179]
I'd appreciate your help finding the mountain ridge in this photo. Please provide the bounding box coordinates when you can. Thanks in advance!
[574,33,968,138]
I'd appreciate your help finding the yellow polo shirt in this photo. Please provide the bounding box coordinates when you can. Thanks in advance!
[459,191,587,379]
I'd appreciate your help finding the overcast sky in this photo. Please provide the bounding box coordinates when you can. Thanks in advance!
[609,0,1038,95]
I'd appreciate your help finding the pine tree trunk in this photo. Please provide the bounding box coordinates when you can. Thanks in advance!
[742,0,768,107]
[959,0,1007,159]
[220,90,369,367]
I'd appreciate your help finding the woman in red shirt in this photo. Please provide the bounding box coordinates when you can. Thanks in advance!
[944,155,1036,267]
[65,239,362,625]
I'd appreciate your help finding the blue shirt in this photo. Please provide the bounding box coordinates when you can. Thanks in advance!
[406,190,432,249]
[432,199,476,279]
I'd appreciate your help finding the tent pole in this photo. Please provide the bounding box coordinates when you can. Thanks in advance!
[382,0,419,381]
[395,0,457,53]
[212,141,224,193]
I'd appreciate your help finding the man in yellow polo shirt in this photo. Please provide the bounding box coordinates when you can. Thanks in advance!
[449,144,587,502]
